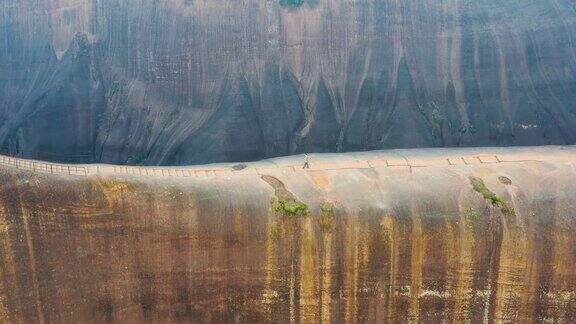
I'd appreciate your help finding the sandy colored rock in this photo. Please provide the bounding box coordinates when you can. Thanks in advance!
[0,146,575,322]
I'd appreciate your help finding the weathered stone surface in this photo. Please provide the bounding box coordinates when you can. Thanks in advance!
[0,146,574,322]
[1,1,576,165]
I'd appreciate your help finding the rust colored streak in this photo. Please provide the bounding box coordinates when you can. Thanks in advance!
[0,147,575,322]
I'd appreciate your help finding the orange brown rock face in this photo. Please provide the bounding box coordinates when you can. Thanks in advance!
[0,146,575,322]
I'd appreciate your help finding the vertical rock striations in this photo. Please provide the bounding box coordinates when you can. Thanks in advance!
[1,0,576,165]
[0,146,575,322]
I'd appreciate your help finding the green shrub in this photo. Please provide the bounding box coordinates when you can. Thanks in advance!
[280,0,305,8]
[470,177,514,215]
[275,200,308,216]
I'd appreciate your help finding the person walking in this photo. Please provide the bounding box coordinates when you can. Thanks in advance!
[303,153,310,169]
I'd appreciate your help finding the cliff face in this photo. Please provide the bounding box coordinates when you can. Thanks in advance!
[1,1,576,165]
[0,146,575,322]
